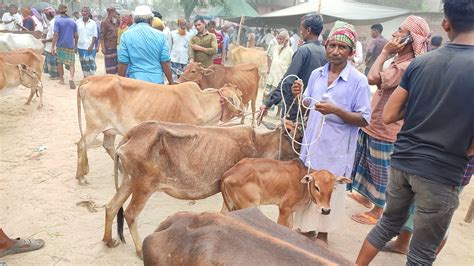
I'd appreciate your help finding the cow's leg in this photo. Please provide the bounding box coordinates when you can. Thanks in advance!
[37,84,43,109]
[277,207,293,228]
[25,86,35,105]
[76,128,101,185]
[103,178,132,247]
[250,98,256,127]
[240,103,249,125]
[124,179,155,258]
[102,129,118,159]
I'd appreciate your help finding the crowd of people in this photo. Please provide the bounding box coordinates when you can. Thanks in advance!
[0,1,473,265]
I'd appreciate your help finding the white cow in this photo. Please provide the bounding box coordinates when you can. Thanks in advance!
[0,33,44,53]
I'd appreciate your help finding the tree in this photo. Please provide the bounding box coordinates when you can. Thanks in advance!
[179,0,225,20]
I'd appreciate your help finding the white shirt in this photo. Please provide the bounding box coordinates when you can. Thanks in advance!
[267,45,293,87]
[266,38,278,59]
[1,12,22,31]
[290,34,300,52]
[44,17,55,52]
[352,41,364,66]
[76,18,98,50]
[170,30,191,65]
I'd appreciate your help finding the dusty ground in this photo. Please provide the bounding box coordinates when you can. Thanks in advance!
[0,55,473,265]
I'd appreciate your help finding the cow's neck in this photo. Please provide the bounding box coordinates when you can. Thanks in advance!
[254,128,298,160]
[196,91,224,125]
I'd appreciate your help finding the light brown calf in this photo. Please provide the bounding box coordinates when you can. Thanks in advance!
[221,158,351,228]
[76,75,243,185]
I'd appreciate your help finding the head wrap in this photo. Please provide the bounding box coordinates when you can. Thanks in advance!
[43,7,56,17]
[326,21,358,51]
[400,15,431,57]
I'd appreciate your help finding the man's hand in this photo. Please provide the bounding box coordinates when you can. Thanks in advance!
[315,101,339,115]
[291,79,303,97]
[383,37,408,55]
[259,105,269,117]
[88,45,94,53]
[51,47,56,56]
[191,44,204,52]
[101,47,106,54]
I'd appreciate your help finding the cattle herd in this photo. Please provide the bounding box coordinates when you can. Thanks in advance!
[1,33,351,265]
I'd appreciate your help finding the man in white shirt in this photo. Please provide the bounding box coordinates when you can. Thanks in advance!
[1,4,22,31]
[169,18,190,80]
[76,6,98,77]
[42,7,59,79]
[290,29,300,52]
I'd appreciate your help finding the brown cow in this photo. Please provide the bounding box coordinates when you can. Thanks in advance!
[102,121,301,257]
[0,49,44,81]
[0,58,42,107]
[142,208,352,265]
[76,75,243,185]
[178,62,259,126]
[221,158,351,228]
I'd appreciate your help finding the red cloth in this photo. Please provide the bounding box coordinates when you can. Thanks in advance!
[400,16,431,57]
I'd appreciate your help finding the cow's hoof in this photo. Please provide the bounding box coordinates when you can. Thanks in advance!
[77,177,89,186]
[104,239,120,248]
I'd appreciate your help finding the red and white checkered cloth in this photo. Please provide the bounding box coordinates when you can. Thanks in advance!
[401,15,431,57]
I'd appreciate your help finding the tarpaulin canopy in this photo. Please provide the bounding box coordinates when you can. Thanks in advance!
[226,0,410,28]
[207,0,259,18]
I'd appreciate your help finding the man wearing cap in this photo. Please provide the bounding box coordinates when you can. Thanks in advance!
[42,7,59,80]
[291,21,371,245]
[100,6,119,74]
[51,4,78,89]
[118,5,173,84]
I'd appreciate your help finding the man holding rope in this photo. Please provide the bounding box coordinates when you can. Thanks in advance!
[291,21,371,246]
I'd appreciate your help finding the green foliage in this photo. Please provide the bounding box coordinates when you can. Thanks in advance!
[179,0,225,20]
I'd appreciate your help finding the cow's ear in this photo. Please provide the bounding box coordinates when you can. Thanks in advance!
[300,175,313,184]
[336,177,352,184]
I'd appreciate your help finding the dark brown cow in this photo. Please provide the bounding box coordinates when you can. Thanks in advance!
[221,158,351,227]
[102,121,300,257]
[142,208,352,265]
[178,62,259,126]
[76,75,243,185]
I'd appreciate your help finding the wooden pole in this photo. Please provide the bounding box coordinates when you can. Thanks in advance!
[318,0,323,13]
[236,15,244,46]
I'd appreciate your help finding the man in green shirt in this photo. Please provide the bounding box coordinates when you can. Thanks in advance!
[188,16,217,68]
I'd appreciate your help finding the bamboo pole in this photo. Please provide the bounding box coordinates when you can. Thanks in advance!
[318,0,323,13]
[236,15,244,45]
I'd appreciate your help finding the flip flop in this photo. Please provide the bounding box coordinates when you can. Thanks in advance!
[351,213,378,225]
[347,191,374,209]
[0,238,45,258]
[381,241,408,255]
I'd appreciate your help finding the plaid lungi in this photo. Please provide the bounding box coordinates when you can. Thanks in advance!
[349,130,394,208]
[57,47,75,66]
[43,51,59,78]
[78,49,97,77]
[104,48,118,74]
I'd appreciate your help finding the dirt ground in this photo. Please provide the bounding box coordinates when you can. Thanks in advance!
[1,55,473,265]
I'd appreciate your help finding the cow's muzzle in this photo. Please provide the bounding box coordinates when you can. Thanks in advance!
[321,208,331,215]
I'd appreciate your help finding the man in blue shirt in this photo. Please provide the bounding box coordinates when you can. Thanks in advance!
[118,5,173,84]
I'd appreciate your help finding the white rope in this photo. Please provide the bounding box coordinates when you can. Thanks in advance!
[278,74,326,168]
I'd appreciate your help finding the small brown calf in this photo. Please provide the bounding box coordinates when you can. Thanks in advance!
[220,158,351,228]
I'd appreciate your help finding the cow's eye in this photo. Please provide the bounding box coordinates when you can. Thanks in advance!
[191,70,196,73]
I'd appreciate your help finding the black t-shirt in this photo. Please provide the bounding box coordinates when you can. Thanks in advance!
[392,44,474,186]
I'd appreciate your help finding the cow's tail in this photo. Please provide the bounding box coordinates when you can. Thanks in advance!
[77,79,88,140]
[114,138,128,243]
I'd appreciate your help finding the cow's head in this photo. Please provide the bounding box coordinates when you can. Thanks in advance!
[217,84,244,122]
[18,64,40,88]
[177,62,214,86]
[301,170,351,215]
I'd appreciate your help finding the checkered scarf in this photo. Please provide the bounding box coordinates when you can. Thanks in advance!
[401,15,431,57]
[326,21,358,50]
